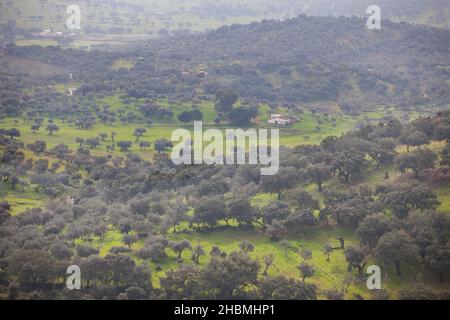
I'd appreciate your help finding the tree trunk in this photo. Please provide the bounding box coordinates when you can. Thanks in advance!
[395,261,401,277]
[338,238,345,250]
[357,265,363,276]
[263,265,269,275]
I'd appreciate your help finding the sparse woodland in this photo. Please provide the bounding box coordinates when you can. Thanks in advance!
[0,14,450,300]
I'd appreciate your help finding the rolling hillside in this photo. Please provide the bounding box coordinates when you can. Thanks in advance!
[3,14,450,116]
[1,0,449,37]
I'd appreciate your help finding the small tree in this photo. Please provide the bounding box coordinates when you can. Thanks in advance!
[265,220,286,241]
[344,246,366,275]
[239,239,255,254]
[306,163,332,191]
[261,167,299,199]
[279,239,292,257]
[323,287,345,300]
[322,244,333,262]
[5,128,20,139]
[190,109,203,121]
[400,129,429,152]
[395,148,436,178]
[122,234,138,249]
[133,128,147,141]
[46,124,59,135]
[139,141,150,151]
[75,137,85,147]
[191,245,205,264]
[98,132,108,141]
[118,141,132,152]
[31,124,40,133]
[171,240,192,260]
[28,140,46,154]
[215,89,238,115]
[86,137,100,149]
[298,262,315,283]
[178,111,193,125]
[299,248,312,262]
[262,254,274,275]
[154,139,172,153]
[375,230,420,277]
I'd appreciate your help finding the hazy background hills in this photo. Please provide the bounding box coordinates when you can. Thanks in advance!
[2,1,449,113]
[1,0,449,36]
[6,14,449,112]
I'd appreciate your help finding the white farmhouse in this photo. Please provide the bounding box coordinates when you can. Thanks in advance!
[268,114,299,125]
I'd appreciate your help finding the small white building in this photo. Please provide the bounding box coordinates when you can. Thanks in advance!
[67,88,77,96]
[268,114,299,125]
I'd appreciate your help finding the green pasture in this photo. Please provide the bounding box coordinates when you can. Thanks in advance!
[73,222,449,299]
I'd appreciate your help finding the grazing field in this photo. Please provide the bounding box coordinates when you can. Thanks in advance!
[15,39,58,47]
[0,102,358,216]
[0,183,45,216]
[75,221,450,299]
[77,225,367,294]
[0,100,358,159]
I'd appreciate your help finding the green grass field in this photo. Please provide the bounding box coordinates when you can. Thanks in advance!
[0,183,46,215]
[15,39,58,47]
[73,222,450,299]
[111,58,136,70]
[0,96,358,161]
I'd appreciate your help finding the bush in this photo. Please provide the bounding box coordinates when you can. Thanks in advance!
[109,246,131,254]
[77,245,100,257]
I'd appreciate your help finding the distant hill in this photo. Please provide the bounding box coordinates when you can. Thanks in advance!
[0,0,449,37]
[4,15,450,113]
[274,0,450,29]
[126,15,450,111]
